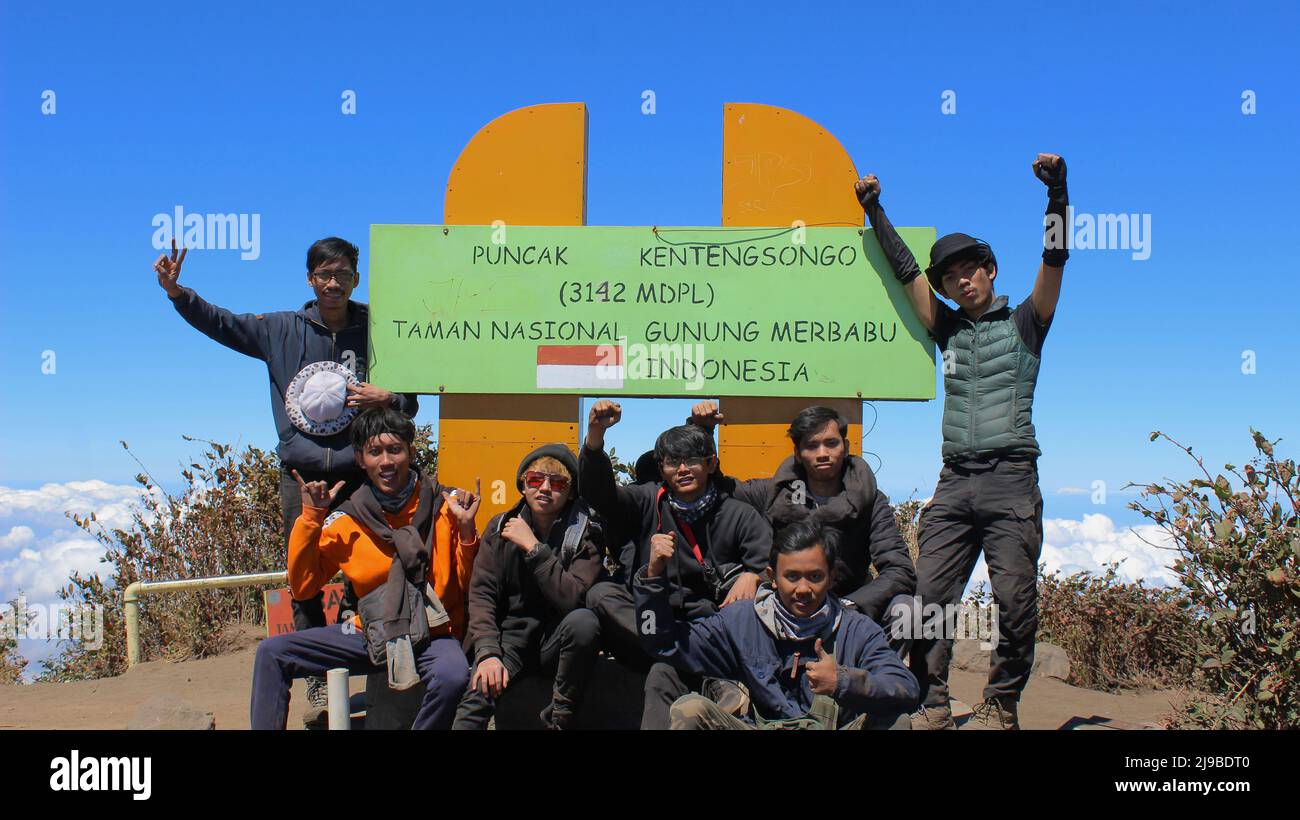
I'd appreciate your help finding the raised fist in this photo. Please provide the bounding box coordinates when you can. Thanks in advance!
[688,400,724,427]
[588,400,622,431]
[854,174,881,209]
[1032,154,1066,187]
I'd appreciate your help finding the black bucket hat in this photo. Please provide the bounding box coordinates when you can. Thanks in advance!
[925,232,997,295]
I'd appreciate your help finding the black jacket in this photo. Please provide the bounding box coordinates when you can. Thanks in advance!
[579,445,771,620]
[721,455,915,622]
[464,498,607,663]
[170,290,419,473]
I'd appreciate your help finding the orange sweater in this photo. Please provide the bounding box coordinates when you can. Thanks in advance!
[288,484,479,640]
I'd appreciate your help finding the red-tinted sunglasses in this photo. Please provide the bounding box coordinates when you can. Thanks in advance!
[523,471,570,492]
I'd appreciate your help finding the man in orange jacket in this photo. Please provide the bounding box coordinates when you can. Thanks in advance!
[250,407,480,730]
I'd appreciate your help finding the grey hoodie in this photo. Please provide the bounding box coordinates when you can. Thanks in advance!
[171,289,419,473]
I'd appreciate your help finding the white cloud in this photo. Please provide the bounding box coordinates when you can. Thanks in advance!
[1042,513,1179,586]
[962,512,1179,597]
[0,481,159,607]
[0,480,153,533]
[0,525,35,552]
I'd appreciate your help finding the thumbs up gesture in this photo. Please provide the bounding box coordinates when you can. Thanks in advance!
[805,638,840,696]
[647,532,676,578]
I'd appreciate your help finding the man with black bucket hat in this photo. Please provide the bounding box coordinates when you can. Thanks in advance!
[854,153,1070,730]
[453,444,608,730]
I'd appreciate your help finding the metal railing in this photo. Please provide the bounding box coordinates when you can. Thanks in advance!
[123,570,289,667]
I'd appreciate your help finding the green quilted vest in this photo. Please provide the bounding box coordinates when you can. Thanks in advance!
[940,295,1042,462]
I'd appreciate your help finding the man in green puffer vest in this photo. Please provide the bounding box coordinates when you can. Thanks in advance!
[855,153,1070,730]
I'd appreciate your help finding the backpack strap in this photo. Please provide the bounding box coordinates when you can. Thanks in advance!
[655,486,705,565]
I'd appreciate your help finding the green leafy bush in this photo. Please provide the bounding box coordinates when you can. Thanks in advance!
[1129,430,1299,728]
[1036,564,1198,690]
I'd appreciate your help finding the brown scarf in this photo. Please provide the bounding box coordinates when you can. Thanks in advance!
[341,472,444,644]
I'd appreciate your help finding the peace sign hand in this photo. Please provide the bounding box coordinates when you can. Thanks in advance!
[154,237,188,298]
[292,469,345,512]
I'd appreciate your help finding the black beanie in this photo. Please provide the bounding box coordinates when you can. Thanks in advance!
[516,444,579,492]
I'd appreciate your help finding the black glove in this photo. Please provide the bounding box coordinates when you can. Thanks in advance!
[1037,156,1070,266]
[862,196,922,285]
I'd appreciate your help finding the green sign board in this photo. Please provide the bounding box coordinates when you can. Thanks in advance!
[369,225,935,399]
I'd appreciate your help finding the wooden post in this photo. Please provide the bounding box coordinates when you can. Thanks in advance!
[718,103,865,479]
[440,103,588,525]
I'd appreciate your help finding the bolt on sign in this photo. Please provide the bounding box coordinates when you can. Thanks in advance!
[369,224,936,400]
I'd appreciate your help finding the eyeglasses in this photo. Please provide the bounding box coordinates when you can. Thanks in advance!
[310,268,357,284]
[661,456,711,470]
[524,471,571,492]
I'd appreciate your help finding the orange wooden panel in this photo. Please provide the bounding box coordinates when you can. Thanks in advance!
[722,103,862,229]
[263,583,345,637]
[716,397,863,481]
[445,102,588,226]
[719,103,864,479]
[440,104,587,528]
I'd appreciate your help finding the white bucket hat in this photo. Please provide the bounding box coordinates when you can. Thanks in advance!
[285,361,360,436]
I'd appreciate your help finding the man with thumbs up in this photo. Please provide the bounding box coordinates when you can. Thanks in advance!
[635,519,918,729]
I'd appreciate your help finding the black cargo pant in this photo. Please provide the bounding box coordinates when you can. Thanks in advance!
[911,457,1043,707]
[279,467,364,631]
[587,581,702,730]
[452,609,602,729]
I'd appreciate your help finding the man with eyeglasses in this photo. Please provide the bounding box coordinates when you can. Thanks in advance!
[579,400,772,729]
[453,445,607,730]
[154,235,419,727]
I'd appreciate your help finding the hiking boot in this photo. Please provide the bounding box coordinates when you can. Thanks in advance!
[910,703,956,730]
[964,696,1019,730]
[302,675,329,730]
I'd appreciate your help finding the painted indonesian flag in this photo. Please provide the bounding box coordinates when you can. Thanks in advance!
[536,344,624,389]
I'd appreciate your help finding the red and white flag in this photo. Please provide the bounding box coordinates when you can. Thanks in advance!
[536,344,624,389]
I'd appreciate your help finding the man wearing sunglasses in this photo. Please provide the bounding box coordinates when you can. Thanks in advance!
[155,235,419,726]
[454,445,608,730]
[580,400,772,729]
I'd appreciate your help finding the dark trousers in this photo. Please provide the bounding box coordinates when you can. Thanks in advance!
[912,458,1043,706]
[453,609,602,729]
[588,580,704,730]
[250,624,468,730]
[280,468,364,631]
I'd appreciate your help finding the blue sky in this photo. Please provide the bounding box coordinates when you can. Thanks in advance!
[1,1,1297,633]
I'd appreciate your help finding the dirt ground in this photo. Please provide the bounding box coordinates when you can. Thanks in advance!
[0,625,1179,730]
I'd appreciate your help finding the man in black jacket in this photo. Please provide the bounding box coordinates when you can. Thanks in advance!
[581,400,772,730]
[688,402,917,659]
[154,236,420,725]
[454,445,605,730]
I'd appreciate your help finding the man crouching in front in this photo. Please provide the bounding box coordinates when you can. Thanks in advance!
[635,519,919,730]
[250,407,481,729]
